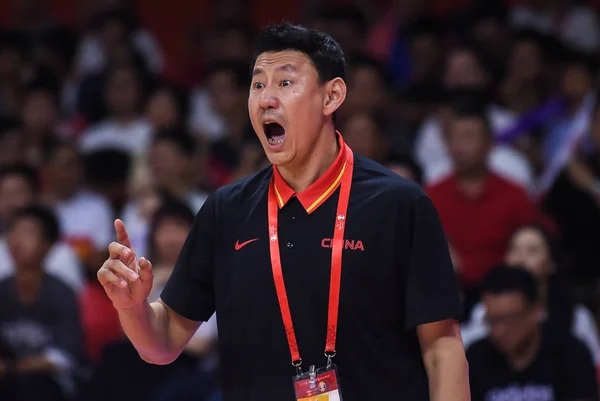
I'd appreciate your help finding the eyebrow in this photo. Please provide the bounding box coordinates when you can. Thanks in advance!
[252,64,297,76]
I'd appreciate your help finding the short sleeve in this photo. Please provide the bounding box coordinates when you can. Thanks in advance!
[563,337,598,400]
[160,194,217,322]
[404,194,463,330]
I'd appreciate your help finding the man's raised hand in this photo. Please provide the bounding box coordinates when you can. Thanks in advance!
[97,219,154,310]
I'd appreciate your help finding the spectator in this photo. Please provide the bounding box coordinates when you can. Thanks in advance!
[403,18,443,87]
[0,163,84,293]
[545,101,600,282]
[427,104,542,311]
[79,64,152,157]
[342,112,387,162]
[40,140,113,269]
[309,6,369,61]
[146,82,190,130]
[462,225,600,368]
[383,151,423,185]
[0,206,84,401]
[510,0,600,53]
[0,119,26,166]
[467,266,598,401]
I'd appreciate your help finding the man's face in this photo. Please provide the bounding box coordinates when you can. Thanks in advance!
[106,68,140,117]
[483,292,540,355]
[346,66,385,114]
[443,50,487,89]
[0,175,35,221]
[342,113,381,160]
[249,50,328,168]
[48,147,82,196]
[446,116,490,174]
[7,217,49,269]
[505,228,553,280]
[209,70,245,118]
[149,141,187,187]
[561,64,592,101]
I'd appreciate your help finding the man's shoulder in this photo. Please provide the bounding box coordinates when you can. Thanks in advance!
[353,154,426,202]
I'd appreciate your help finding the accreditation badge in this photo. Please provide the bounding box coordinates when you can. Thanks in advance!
[294,365,343,401]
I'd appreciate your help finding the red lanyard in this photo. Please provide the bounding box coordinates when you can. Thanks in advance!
[267,147,354,373]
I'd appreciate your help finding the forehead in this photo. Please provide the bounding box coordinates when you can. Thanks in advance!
[253,50,316,74]
[483,292,527,312]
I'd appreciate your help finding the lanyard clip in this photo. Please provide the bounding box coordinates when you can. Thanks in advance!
[292,359,303,376]
[308,365,317,388]
[325,350,336,368]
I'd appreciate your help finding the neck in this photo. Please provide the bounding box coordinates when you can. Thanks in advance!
[456,168,489,195]
[277,127,339,193]
[507,328,541,371]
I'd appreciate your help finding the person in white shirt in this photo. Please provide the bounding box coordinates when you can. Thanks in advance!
[79,65,152,158]
[461,225,600,367]
[41,140,114,268]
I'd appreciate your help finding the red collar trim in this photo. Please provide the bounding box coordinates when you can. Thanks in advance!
[272,132,351,214]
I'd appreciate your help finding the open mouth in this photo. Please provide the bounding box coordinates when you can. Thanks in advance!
[263,121,286,146]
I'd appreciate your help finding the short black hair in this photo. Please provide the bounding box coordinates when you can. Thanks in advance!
[41,137,78,165]
[206,60,252,89]
[151,80,191,120]
[403,17,444,42]
[147,195,195,261]
[11,205,60,244]
[0,163,39,194]
[383,151,423,185]
[252,22,347,84]
[449,92,492,135]
[481,265,539,305]
[153,126,197,157]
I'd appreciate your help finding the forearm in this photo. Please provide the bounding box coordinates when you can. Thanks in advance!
[117,301,180,365]
[424,340,471,401]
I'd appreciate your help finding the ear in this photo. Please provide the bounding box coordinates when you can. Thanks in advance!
[323,77,347,118]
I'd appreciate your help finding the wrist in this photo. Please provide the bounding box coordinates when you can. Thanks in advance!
[116,299,149,315]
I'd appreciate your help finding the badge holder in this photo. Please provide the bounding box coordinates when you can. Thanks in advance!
[293,352,343,401]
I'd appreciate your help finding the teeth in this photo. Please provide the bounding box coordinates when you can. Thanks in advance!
[268,137,284,145]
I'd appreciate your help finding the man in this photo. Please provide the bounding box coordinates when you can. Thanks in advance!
[427,102,542,312]
[468,266,597,401]
[97,23,469,401]
[0,206,84,401]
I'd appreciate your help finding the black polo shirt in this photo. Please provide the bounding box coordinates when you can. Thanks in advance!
[161,136,462,401]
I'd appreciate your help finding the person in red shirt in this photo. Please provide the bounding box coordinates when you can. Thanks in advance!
[427,100,540,311]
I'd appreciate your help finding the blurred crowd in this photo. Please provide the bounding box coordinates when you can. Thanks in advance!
[2,0,600,400]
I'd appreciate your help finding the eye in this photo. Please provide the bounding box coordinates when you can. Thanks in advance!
[253,82,264,90]
[280,80,291,87]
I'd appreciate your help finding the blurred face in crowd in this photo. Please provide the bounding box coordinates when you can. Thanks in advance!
[561,63,592,101]
[147,89,181,128]
[106,67,141,118]
[342,113,383,161]
[21,90,59,134]
[410,33,440,84]
[209,70,246,118]
[0,131,25,166]
[505,227,554,280]
[443,49,487,89]
[508,40,542,83]
[100,18,128,54]
[346,65,386,114]
[483,291,541,355]
[7,216,50,269]
[153,216,192,266]
[149,139,189,188]
[249,50,346,167]
[0,174,35,221]
[47,145,83,198]
[446,115,491,175]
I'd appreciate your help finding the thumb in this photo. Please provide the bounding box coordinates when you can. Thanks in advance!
[138,257,154,283]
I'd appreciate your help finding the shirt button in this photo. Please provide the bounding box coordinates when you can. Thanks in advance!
[287,242,294,248]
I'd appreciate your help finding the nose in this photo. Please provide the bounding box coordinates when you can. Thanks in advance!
[258,89,280,110]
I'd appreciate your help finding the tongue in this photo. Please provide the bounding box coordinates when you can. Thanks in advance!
[270,134,285,141]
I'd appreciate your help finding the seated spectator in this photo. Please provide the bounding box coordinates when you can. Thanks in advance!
[40,139,113,269]
[79,64,152,158]
[462,225,600,367]
[0,206,84,401]
[146,82,190,130]
[342,112,387,163]
[0,164,84,293]
[427,104,544,311]
[467,266,598,401]
[383,151,423,185]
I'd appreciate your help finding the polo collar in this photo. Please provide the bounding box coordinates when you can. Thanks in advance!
[272,132,351,214]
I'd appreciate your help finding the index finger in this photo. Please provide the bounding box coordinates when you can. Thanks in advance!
[114,219,133,250]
